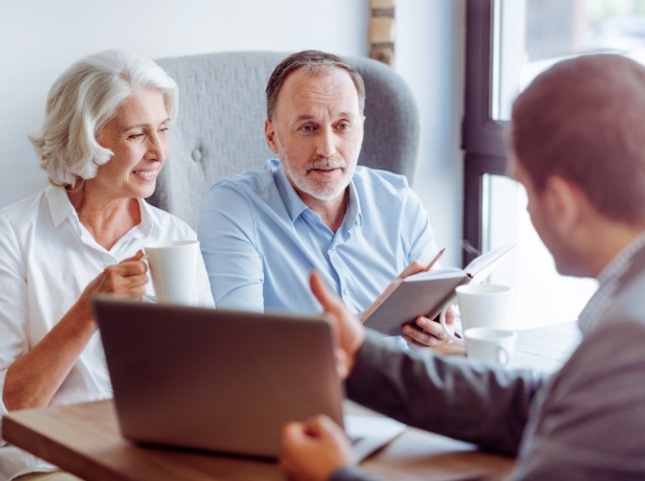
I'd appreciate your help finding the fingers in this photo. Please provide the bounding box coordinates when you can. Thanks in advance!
[103,267,148,292]
[310,271,347,318]
[133,249,146,262]
[397,260,426,279]
[334,349,350,380]
[442,306,457,326]
[309,271,365,379]
[280,414,353,481]
[121,249,146,263]
[305,414,345,439]
[283,420,308,443]
[89,252,149,299]
[118,250,148,276]
[279,422,307,479]
[402,316,449,347]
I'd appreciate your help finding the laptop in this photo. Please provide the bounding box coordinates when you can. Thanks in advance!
[93,297,404,460]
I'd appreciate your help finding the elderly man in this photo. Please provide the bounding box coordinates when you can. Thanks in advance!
[199,50,451,346]
[279,54,645,481]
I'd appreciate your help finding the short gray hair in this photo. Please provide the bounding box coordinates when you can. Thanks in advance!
[31,50,178,187]
[265,50,365,120]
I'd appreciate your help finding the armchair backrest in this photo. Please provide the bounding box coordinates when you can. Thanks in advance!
[151,51,420,229]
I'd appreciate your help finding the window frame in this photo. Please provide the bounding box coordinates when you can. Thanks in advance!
[462,0,509,266]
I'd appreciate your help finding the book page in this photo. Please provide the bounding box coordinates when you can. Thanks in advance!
[464,243,516,282]
[404,267,465,281]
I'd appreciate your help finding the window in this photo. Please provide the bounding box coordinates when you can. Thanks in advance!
[463,0,645,327]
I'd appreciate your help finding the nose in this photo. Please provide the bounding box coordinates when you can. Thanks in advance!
[145,132,167,163]
[316,127,337,159]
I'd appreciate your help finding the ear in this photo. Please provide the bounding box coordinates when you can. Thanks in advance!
[544,176,584,235]
[264,119,279,154]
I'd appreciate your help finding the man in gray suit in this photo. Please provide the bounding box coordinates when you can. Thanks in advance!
[278,54,645,480]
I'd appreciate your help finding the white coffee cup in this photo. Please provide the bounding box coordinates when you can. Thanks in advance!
[464,327,517,366]
[144,240,200,305]
[440,283,513,345]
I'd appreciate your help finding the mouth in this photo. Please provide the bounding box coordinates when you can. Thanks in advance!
[309,166,342,174]
[132,169,159,181]
[306,160,346,175]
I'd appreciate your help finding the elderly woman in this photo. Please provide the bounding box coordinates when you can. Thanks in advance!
[0,50,213,480]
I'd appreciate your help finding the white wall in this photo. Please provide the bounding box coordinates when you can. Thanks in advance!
[0,0,465,265]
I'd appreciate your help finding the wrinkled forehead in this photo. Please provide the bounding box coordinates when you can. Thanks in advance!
[276,67,361,114]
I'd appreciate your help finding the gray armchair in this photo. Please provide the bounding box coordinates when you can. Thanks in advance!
[150,51,420,229]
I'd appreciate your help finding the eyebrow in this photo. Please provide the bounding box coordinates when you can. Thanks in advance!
[293,112,354,123]
[122,118,171,131]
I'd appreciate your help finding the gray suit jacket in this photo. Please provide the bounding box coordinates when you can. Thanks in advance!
[333,244,645,481]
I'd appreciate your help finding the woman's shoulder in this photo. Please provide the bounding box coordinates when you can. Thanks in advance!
[0,189,51,225]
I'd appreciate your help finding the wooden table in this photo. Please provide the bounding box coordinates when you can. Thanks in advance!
[3,400,514,481]
[2,322,581,481]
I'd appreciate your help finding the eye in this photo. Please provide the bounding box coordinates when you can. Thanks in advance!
[337,120,351,131]
[298,123,317,133]
[127,132,145,141]
[159,125,170,134]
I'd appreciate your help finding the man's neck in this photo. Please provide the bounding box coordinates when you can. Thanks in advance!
[587,223,645,278]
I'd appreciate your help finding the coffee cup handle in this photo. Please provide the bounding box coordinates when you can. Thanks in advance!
[143,293,158,303]
[439,297,464,345]
[496,346,510,366]
[140,254,158,303]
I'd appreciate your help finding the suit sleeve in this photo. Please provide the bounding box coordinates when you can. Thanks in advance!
[510,319,645,480]
[346,331,544,456]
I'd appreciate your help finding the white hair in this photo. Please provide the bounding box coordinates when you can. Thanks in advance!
[30,50,179,187]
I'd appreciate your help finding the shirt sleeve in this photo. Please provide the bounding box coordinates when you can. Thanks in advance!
[198,181,264,311]
[511,319,645,481]
[0,213,29,436]
[346,331,543,456]
[400,188,438,265]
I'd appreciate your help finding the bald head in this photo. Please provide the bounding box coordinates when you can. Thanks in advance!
[511,54,645,225]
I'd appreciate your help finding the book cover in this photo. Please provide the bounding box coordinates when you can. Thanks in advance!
[362,243,516,336]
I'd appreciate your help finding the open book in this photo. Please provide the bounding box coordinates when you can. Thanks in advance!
[362,243,516,336]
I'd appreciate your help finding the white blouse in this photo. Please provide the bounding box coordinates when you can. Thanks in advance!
[0,186,213,479]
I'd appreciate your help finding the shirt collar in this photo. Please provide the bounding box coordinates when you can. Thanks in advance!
[344,179,363,228]
[46,185,78,228]
[132,198,154,238]
[45,184,154,242]
[578,231,645,333]
[595,231,645,287]
[274,161,309,222]
[273,159,363,227]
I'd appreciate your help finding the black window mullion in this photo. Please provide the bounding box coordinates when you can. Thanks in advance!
[462,0,509,266]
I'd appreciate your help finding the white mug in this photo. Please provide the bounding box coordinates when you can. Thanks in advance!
[144,240,200,305]
[440,283,512,345]
[464,327,517,366]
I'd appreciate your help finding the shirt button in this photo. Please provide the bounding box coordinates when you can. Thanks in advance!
[343,287,349,296]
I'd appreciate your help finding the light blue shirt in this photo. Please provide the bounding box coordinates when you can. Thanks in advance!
[198,159,438,315]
